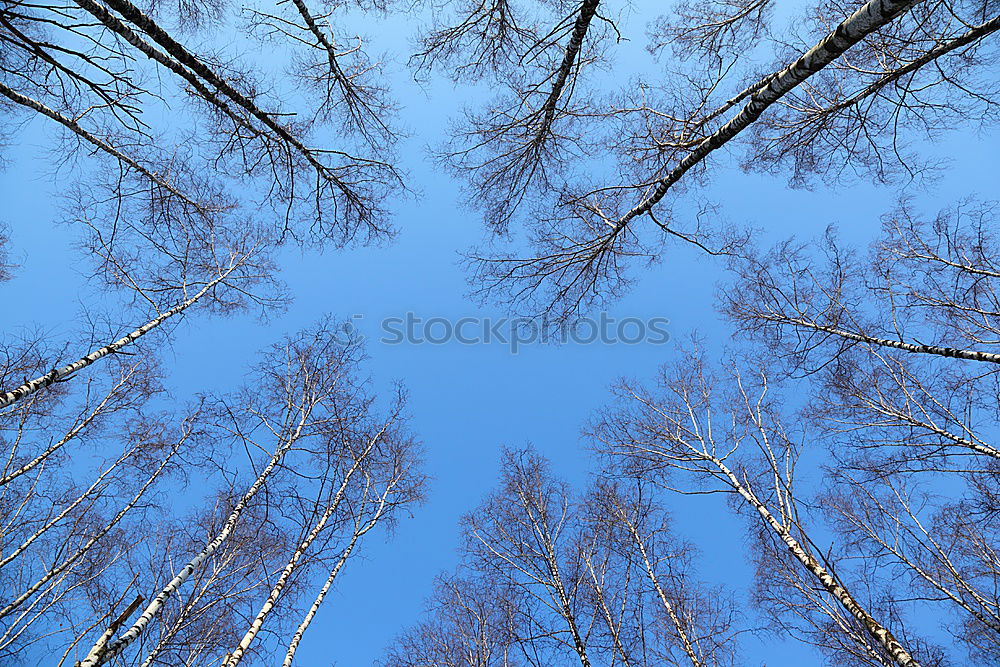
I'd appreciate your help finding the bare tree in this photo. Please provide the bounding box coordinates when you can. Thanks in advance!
[417,0,615,233]
[0,364,190,660]
[383,573,522,667]
[580,480,739,667]
[714,201,1000,663]
[726,201,1000,370]
[1,0,403,245]
[64,323,425,667]
[426,0,1000,317]
[385,448,735,667]
[825,472,1000,663]
[724,203,1000,473]
[0,321,425,665]
[590,354,938,666]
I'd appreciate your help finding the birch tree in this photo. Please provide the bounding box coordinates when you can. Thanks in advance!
[589,354,940,667]
[724,202,1000,473]
[383,573,522,667]
[0,225,11,282]
[1,0,392,413]
[1,0,402,245]
[426,0,1000,316]
[0,375,192,660]
[824,473,1000,664]
[0,321,425,665]
[580,481,739,667]
[385,448,734,667]
[66,322,425,667]
[714,202,1000,662]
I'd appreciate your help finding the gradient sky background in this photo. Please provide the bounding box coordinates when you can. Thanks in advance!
[2,4,999,666]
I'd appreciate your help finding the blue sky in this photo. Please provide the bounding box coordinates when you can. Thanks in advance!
[2,5,999,666]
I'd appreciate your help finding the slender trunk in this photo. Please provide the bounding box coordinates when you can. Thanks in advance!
[612,0,923,232]
[534,0,600,141]
[281,489,390,667]
[518,498,592,667]
[710,455,922,667]
[223,444,374,667]
[0,269,235,410]
[583,555,632,666]
[783,317,1000,365]
[0,82,210,213]
[77,412,309,667]
[0,442,178,620]
[618,516,702,667]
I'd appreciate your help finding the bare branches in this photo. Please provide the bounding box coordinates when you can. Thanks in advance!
[591,356,928,666]
[427,0,612,234]
[454,0,1000,319]
[2,0,404,247]
[386,448,736,667]
[649,0,772,60]
[64,322,425,667]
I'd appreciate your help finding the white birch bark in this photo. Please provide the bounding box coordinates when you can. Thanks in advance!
[0,267,236,410]
[222,438,376,667]
[780,317,1000,365]
[611,0,924,233]
[0,440,178,621]
[280,532,362,667]
[617,513,703,667]
[708,451,922,667]
[510,495,592,667]
[581,552,633,667]
[533,0,600,143]
[76,410,310,667]
[280,479,395,667]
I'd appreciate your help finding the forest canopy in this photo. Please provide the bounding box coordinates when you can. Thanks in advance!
[1,0,998,665]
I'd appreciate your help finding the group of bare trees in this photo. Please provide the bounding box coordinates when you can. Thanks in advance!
[1,0,426,661]
[388,203,1000,665]
[3,0,1000,664]
[383,0,1000,666]
[421,0,999,317]
[386,449,738,667]
[0,320,424,665]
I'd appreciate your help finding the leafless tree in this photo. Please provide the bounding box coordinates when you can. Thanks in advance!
[423,0,1000,317]
[1,0,403,246]
[0,355,189,660]
[62,323,425,667]
[589,353,942,666]
[0,321,425,665]
[384,448,735,667]
[580,480,740,667]
[383,572,522,667]
[416,0,616,234]
[727,201,1000,369]
[715,200,1000,663]
[0,223,12,282]
[1,0,399,419]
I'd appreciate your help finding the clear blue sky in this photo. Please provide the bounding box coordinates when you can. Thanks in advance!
[2,6,998,666]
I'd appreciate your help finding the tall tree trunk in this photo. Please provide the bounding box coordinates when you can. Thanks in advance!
[222,442,376,667]
[612,0,924,232]
[77,412,309,667]
[0,268,235,410]
[710,453,922,667]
